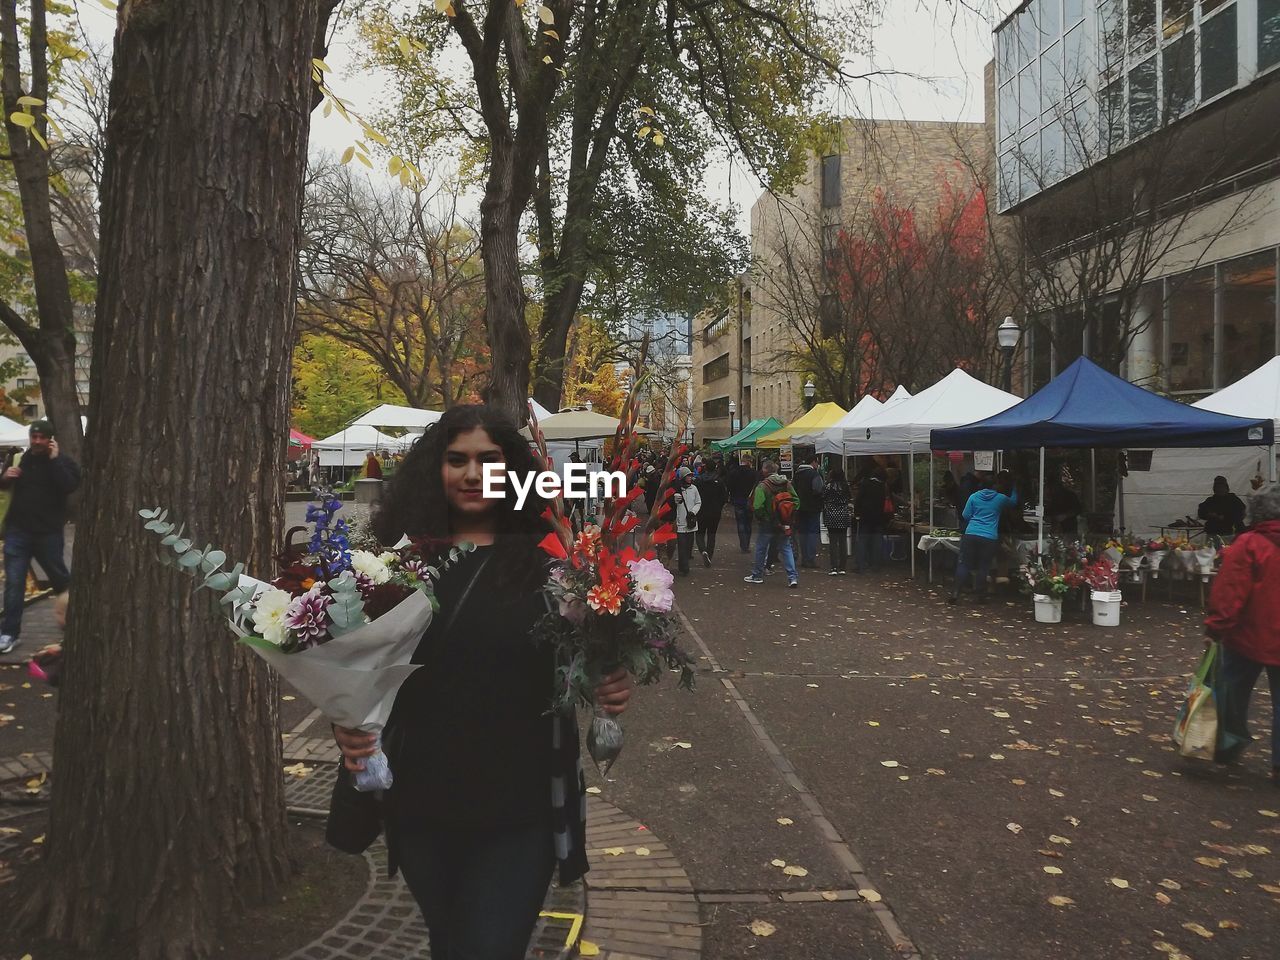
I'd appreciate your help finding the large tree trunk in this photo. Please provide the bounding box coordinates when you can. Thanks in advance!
[480,145,532,423]
[531,280,586,413]
[23,2,327,957]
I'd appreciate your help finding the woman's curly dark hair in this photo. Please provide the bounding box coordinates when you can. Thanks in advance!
[371,404,550,592]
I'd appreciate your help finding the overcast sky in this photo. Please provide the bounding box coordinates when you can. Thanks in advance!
[76,1,1016,234]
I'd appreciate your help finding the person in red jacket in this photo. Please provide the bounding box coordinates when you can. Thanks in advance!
[1204,483,1280,785]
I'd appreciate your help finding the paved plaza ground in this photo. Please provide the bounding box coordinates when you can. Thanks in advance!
[2,520,1278,959]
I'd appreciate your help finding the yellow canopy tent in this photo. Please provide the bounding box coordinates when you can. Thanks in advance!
[754,402,847,449]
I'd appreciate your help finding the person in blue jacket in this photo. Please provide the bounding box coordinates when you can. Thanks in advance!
[948,471,1017,604]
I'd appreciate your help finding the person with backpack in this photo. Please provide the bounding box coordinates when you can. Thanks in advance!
[822,466,852,575]
[672,466,702,577]
[694,462,728,566]
[744,462,798,587]
[853,466,890,574]
[726,456,759,553]
[793,454,825,568]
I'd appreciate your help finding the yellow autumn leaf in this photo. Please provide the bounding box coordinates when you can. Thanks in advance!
[16,96,43,107]
[1048,835,1072,845]
[543,55,553,64]
[652,132,666,146]
[312,58,331,73]
[638,126,651,138]
[1154,891,1172,904]
[1259,882,1280,894]
[637,105,656,116]
[340,146,355,165]
[434,0,451,11]
[399,167,412,188]
[80,75,96,97]
[1043,866,1063,875]
[1242,844,1270,855]
[783,865,808,877]
[776,817,794,825]
[1260,809,1279,817]
[281,695,296,701]
[356,152,373,169]
[1218,920,1239,930]
[858,888,883,902]
[544,29,560,40]
[749,920,776,937]
[97,0,116,8]
[602,847,625,856]
[389,156,404,175]
[323,100,333,118]
[1109,878,1130,889]
[578,941,600,957]
[9,112,34,128]
[1228,867,1253,878]
[32,834,45,844]
[538,4,555,23]
[634,847,651,856]
[1181,922,1214,939]
[585,786,601,795]
[1194,856,1226,868]
[820,891,839,901]
[880,760,900,768]
[1047,895,1074,906]
[1158,879,1182,890]
[398,36,413,57]
[770,858,786,867]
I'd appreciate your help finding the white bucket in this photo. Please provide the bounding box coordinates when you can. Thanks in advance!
[1033,594,1062,624]
[1091,590,1122,627]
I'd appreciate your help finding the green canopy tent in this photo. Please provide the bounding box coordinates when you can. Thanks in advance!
[711,417,784,452]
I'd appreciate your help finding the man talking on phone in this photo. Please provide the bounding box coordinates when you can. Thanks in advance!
[0,419,80,654]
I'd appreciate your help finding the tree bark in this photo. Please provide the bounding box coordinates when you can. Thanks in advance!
[479,140,532,423]
[22,1,328,956]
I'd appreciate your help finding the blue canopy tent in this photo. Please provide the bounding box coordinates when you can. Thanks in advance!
[931,358,1274,547]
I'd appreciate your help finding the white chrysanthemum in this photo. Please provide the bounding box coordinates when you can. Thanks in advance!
[251,587,294,646]
[350,549,391,584]
[378,551,398,566]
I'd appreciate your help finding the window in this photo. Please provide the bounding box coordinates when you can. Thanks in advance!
[999,81,1017,142]
[1163,0,1192,37]
[998,23,1017,79]
[702,353,730,385]
[1041,116,1065,183]
[1016,6,1038,65]
[1067,97,1095,172]
[1128,58,1159,137]
[1019,132,1041,197]
[1167,267,1215,392]
[1042,40,1064,112]
[999,150,1020,206]
[1100,0,1125,68]
[1221,251,1278,385]
[819,294,840,338]
[1040,0,1059,40]
[1202,4,1238,98]
[1101,79,1125,151]
[1163,30,1196,118]
[1129,0,1156,55]
[1056,309,1086,371]
[1260,0,1280,71]
[1019,64,1037,128]
[820,155,841,208]
[702,397,730,421]
[1064,0,1084,24]
[16,378,36,389]
[1064,22,1088,89]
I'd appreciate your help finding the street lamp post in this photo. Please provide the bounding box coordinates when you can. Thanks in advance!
[728,398,738,436]
[997,316,1021,394]
[803,379,816,410]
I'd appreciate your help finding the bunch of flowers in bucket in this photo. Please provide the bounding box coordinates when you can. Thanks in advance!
[139,492,468,791]
[529,381,696,775]
[1081,556,1120,592]
[1019,559,1082,598]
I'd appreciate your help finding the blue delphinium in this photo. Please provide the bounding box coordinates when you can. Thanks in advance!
[306,490,352,578]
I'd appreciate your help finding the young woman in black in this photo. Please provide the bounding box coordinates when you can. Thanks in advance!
[334,404,632,959]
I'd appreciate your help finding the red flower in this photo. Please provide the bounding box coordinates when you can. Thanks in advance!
[363,582,413,620]
[539,532,569,559]
[651,524,677,545]
[587,582,624,615]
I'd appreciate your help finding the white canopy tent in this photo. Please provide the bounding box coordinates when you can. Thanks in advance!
[313,425,414,467]
[840,369,1021,577]
[350,404,442,431]
[799,386,915,454]
[1121,357,1280,536]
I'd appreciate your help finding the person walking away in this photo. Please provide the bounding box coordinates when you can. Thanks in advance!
[1204,482,1280,785]
[949,472,1018,605]
[793,454,824,568]
[694,463,727,566]
[822,466,852,575]
[745,464,799,587]
[853,467,889,574]
[1198,475,1247,539]
[727,457,759,553]
[0,420,80,655]
[333,404,632,958]
[672,466,702,577]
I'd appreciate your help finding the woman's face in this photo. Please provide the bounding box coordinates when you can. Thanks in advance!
[442,427,505,519]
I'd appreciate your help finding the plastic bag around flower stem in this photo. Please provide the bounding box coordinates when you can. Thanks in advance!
[587,703,624,777]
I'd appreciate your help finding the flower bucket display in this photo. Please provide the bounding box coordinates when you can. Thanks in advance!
[1146,548,1167,579]
[1175,548,1196,577]
[1194,547,1217,579]
[1103,546,1123,566]
[1033,594,1063,624]
[1121,554,1144,582]
[1090,589,1122,627]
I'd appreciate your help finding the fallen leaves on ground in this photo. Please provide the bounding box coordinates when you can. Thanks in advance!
[282,763,312,779]
[1181,922,1214,939]
[776,817,794,825]
[749,919,776,937]
[1047,895,1074,906]
[858,888,882,902]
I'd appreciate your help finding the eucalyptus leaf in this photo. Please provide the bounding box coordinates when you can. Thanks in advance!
[139,507,160,519]
[161,534,180,547]
[177,551,203,568]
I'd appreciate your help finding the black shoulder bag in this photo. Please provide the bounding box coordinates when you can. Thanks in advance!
[325,554,492,855]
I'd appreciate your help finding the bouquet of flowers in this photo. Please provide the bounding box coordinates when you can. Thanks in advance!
[139,493,467,791]
[529,382,696,776]
[1082,556,1120,592]
[1020,561,1076,598]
